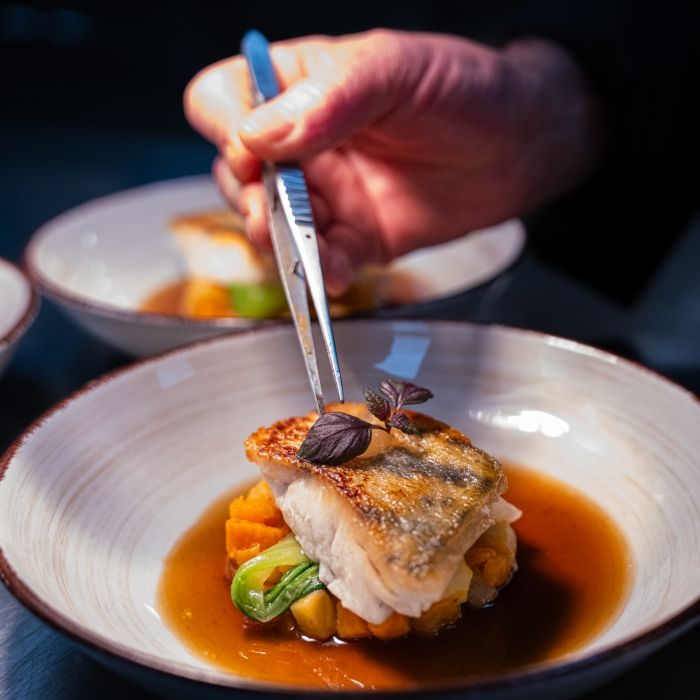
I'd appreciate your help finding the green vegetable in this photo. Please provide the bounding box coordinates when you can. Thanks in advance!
[231,534,325,622]
[228,282,287,318]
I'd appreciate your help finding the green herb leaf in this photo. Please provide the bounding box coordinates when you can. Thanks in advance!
[228,282,287,318]
[231,534,325,622]
[297,412,374,465]
[363,387,392,421]
[387,411,420,434]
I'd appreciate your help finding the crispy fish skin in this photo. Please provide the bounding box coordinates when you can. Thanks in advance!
[245,403,507,621]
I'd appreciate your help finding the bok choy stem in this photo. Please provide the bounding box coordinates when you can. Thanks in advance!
[231,534,325,622]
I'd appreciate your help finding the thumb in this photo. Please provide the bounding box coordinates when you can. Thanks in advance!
[238,65,393,161]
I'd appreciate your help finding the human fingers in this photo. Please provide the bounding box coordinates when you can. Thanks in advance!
[237,184,364,296]
[212,156,243,210]
[184,37,332,182]
[237,181,334,254]
[238,30,418,162]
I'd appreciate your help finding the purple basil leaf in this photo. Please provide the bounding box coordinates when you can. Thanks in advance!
[378,379,403,407]
[397,381,434,406]
[387,412,420,434]
[363,387,392,421]
[297,412,373,465]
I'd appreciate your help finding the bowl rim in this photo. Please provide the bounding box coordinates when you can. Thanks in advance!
[0,256,40,352]
[1,319,698,695]
[23,176,526,330]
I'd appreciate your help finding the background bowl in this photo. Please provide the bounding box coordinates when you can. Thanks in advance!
[25,176,525,357]
[0,258,39,378]
[1,321,698,698]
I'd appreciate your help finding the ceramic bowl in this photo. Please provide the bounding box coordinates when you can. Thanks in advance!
[25,176,525,357]
[0,258,39,377]
[1,321,698,699]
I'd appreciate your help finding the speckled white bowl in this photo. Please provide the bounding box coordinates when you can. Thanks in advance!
[25,176,525,357]
[0,258,39,378]
[0,321,698,699]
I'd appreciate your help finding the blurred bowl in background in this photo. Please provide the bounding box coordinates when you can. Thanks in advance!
[0,258,39,377]
[25,176,525,357]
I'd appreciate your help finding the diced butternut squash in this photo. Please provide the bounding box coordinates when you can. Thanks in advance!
[225,481,290,569]
[367,612,410,640]
[226,519,288,555]
[182,279,233,318]
[231,544,260,565]
[290,590,337,641]
[336,603,371,639]
[228,496,286,527]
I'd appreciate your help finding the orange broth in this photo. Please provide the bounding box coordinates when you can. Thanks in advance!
[158,464,631,690]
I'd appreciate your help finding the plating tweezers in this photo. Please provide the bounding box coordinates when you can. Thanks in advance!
[241,29,344,412]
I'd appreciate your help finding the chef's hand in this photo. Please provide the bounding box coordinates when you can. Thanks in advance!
[185,30,603,295]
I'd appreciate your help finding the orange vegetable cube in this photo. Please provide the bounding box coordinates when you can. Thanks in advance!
[232,544,260,566]
[367,612,410,640]
[229,497,285,527]
[336,603,371,639]
[226,518,288,555]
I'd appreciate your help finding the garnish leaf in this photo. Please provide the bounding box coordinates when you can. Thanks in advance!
[298,412,373,465]
[379,379,433,408]
[387,411,420,434]
[397,382,434,406]
[296,378,434,466]
[363,387,392,421]
[378,379,402,407]
[231,534,325,622]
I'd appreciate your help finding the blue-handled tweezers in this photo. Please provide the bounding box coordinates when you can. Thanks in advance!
[241,30,344,413]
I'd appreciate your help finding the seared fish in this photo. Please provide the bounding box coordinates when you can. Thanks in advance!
[170,209,275,285]
[245,402,516,624]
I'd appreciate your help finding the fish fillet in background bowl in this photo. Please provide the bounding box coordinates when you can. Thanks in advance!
[24,176,525,357]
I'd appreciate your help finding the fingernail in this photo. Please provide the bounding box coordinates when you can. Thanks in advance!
[325,247,354,297]
[240,81,324,141]
[240,106,294,141]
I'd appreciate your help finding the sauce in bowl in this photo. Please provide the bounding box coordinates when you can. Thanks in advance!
[158,464,631,690]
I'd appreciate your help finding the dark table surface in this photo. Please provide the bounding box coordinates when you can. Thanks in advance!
[1,124,698,699]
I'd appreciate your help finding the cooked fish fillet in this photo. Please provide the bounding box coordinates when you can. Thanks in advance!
[245,402,516,624]
[169,209,274,284]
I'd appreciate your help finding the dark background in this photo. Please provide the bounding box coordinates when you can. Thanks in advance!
[0,1,698,698]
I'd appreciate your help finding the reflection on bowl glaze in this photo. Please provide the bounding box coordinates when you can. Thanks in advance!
[0,321,697,700]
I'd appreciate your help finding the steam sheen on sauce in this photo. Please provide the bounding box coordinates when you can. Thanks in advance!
[158,464,631,690]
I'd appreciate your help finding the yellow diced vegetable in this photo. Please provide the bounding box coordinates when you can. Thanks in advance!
[336,603,371,639]
[466,521,517,589]
[246,480,274,501]
[413,560,472,634]
[290,590,337,641]
[413,598,462,635]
